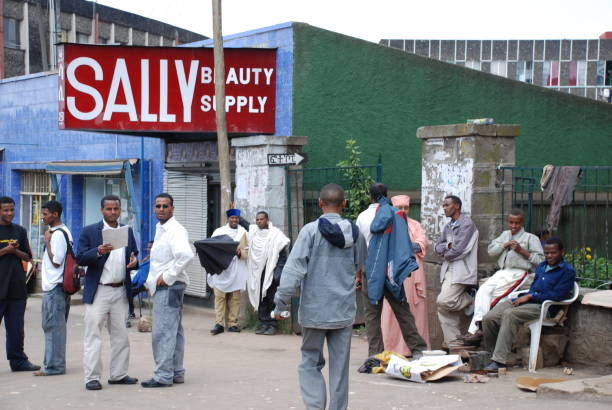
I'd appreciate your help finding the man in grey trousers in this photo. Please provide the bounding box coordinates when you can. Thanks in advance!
[141,193,194,388]
[274,184,366,410]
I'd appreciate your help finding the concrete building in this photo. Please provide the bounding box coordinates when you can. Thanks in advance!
[380,32,612,102]
[2,21,611,303]
[1,0,206,79]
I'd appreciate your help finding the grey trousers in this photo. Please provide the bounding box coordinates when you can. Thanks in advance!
[152,282,186,384]
[436,276,473,344]
[41,285,70,375]
[83,285,130,382]
[362,278,427,357]
[482,299,541,364]
[299,326,352,410]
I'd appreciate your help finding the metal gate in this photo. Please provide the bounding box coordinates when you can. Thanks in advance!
[285,161,382,241]
[499,166,611,289]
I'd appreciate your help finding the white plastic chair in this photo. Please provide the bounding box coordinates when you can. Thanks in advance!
[508,281,579,373]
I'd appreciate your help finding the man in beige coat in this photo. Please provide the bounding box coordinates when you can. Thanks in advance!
[434,195,479,345]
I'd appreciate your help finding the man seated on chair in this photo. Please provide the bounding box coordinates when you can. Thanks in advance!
[459,209,544,345]
[482,237,575,372]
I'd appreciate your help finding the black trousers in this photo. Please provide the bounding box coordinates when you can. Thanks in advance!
[0,298,30,369]
[361,276,427,357]
[258,271,278,328]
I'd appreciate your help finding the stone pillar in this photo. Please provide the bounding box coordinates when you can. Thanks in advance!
[417,123,520,348]
[231,135,307,232]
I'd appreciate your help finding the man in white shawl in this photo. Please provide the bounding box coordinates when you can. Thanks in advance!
[247,211,290,335]
[208,209,248,335]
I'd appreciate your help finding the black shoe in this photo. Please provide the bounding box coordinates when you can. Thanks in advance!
[12,361,41,372]
[108,375,138,385]
[128,313,136,320]
[262,326,277,335]
[228,325,241,333]
[173,375,185,384]
[210,324,224,335]
[255,326,267,335]
[125,320,132,328]
[86,380,103,390]
[141,378,171,388]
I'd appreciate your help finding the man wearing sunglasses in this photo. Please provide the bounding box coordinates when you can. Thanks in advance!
[142,193,193,388]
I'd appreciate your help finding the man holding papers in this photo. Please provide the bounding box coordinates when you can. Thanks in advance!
[76,195,139,391]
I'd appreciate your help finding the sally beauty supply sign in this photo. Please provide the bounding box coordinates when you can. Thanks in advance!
[57,44,276,133]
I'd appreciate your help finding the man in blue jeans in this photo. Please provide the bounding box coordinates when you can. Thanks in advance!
[35,200,72,376]
[142,193,194,388]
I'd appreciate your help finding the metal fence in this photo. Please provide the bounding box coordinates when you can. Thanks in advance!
[499,166,611,289]
[286,161,382,242]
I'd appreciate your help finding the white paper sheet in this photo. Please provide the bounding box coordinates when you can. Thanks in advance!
[102,225,129,249]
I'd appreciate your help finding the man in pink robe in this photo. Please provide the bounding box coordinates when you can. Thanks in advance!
[381,195,431,354]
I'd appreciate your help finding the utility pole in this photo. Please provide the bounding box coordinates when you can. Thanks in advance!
[212,0,231,221]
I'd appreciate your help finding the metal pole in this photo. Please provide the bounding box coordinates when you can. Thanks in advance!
[140,136,146,251]
[212,0,231,221]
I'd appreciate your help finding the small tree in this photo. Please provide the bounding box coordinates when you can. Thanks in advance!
[337,139,375,220]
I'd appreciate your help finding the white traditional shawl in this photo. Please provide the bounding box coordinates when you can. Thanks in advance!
[246,222,290,309]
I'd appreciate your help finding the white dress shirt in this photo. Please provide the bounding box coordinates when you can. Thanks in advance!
[99,219,127,284]
[41,224,72,291]
[147,217,194,295]
[356,203,379,246]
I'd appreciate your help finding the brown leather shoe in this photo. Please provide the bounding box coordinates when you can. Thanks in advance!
[461,330,483,346]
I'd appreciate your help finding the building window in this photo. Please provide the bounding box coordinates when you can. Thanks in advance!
[98,37,108,45]
[464,61,481,71]
[3,17,20,48]
[576,61,587,86]
[490,61,507,77]
[606,61,612,86]
[83,177,135,227]
[543,61,559,86]
[516,61,533,83]
[19,172,54,260]
[76,32,90,44]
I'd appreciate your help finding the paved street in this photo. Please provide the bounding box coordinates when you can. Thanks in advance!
[1,296,610,410]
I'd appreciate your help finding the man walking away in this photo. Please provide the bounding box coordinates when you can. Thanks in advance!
[0,196,40,372]
[274,184,366,410]
[35,200,72,376]
[142,193,193,388]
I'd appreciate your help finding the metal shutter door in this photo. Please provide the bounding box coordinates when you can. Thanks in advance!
[164,170,208,298]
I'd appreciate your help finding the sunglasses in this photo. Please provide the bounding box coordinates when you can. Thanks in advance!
[155,204,171,209]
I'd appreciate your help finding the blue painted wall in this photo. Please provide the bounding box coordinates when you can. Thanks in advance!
[0,72,165,250]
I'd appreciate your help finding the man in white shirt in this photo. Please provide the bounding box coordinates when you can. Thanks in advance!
[141,193,194,388]
[76,195,139,391]
[35,200,71,376]
[208,209,248,335]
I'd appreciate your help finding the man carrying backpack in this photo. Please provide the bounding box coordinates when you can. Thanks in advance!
[35,200,72,376]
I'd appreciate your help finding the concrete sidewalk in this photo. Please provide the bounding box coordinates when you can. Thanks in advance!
[1,297,611,410]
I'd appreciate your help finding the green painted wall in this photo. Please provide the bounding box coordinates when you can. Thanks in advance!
[291,23,612,191]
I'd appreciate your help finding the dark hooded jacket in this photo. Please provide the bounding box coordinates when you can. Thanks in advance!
[365,197,418,304]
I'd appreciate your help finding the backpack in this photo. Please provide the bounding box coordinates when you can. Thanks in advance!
[56,228,84,295]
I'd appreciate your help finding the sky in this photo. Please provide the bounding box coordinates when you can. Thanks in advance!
[93,0,612,43]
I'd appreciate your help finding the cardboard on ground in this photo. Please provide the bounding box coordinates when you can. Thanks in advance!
[386,354,462,383]
[102,225,129,249]
[515,376,566,392]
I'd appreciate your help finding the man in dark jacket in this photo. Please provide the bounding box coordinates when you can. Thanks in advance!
[76,195,138,390]
[482,237,576,371]
[0,196,40,372]
[356,183,427,358]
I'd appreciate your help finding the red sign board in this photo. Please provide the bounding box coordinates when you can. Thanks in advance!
[57,44,276,133]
